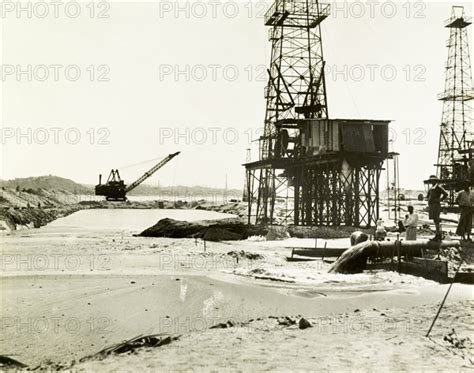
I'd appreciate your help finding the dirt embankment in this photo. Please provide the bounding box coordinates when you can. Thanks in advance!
[0,205,84,231]
[0,188,84,231]
[77,200,246,215]
[194,202,247,218]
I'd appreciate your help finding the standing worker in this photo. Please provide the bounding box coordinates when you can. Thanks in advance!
[456,185,472,242]
[427,175,448,241]
[403,205,419,241]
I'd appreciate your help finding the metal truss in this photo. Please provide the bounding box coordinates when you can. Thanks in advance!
[246,156,384,228]
[292,159,382,228]
[262,0,330,161]
[436,6,473,205]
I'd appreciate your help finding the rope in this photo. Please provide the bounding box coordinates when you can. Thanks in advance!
[118,155,168,171]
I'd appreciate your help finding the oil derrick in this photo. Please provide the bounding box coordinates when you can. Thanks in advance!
[245,0,391,228]
[436,6,473,205]
[251,0,330,225]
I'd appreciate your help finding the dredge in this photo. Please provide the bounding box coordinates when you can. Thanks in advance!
[95,152,180,201]
[245,0,392,228]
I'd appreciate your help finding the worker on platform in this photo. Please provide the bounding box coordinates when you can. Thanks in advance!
[427,175,448,241]
[403,205,419,241]
[455,185,472,242]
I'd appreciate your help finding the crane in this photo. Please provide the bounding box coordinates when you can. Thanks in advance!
[95,152,180,201]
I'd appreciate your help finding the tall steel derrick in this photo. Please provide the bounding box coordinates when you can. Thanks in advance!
[245,0,390,228]
[261,0,329,161]
[436,6,473,204]
[252,0,330,225]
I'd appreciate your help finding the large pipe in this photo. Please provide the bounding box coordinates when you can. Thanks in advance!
[329,240,460,274]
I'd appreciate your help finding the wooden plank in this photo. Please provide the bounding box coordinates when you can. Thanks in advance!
[286,257,319,262]
[290,247,347,258]
[454,272,474,284]
[401,257,448,283]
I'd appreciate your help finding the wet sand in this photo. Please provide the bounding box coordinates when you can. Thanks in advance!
[1,211,473,370]
[3,273,472,367]
[76,301,474,372]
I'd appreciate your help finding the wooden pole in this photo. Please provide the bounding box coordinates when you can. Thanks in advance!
[396,234,402,274]
[426,259,464,337]
[322,242,327,261]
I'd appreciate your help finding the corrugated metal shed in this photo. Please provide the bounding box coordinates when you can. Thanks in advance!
[299,119,390,155]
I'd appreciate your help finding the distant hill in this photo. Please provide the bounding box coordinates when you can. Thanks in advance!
[0,176,93,195]
[0,175,242,198]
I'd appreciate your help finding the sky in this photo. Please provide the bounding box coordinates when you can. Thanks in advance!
[1,0,472,190]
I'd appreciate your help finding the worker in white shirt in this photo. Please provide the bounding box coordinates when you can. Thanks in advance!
[403,205,419,241]
[456,185,472,241]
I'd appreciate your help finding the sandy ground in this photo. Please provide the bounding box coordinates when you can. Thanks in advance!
[76,301,474,372]
[1,211,473,371]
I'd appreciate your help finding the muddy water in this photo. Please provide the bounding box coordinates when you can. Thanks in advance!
[45,208,237,233]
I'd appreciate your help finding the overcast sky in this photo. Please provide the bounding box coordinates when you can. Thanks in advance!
[1,1,472,190]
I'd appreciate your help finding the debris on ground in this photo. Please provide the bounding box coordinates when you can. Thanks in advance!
[210,321,236,329]
[298,318,312,330]
[0,356,28,369]
[242,268,296,283]
[277,316,297,327]
[79,334,179,362]
[443,329,471,350]
[227,250,264,261]
[268,316,312,330]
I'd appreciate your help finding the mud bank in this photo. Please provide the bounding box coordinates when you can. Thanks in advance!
[0,205,84,231]
[139,218,266,241]
[0,188,87,231]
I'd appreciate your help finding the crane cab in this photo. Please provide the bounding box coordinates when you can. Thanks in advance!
[95,170,128,201]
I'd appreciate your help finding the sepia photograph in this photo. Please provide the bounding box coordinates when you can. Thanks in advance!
[0,0,473,371]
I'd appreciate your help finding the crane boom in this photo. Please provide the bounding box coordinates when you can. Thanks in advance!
[125,152,180,193]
